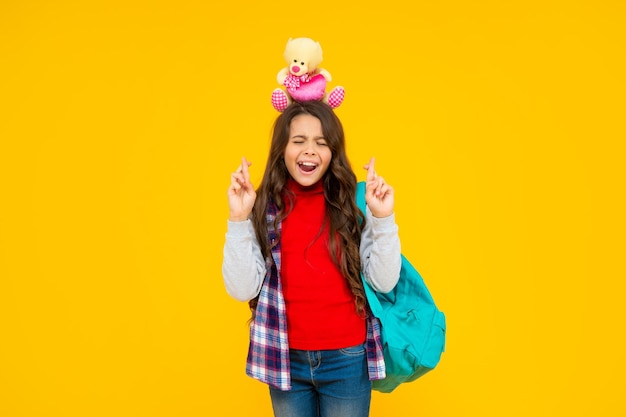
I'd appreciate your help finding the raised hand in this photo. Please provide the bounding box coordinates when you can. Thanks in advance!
[227,157,256,222]
[363,157,394,218]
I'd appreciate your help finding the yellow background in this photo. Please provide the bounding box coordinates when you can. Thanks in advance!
[1,1,624,416]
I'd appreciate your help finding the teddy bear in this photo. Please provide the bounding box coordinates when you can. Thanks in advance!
[271,37,345,112]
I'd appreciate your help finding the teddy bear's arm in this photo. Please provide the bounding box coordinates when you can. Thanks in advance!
[277,68,289,85]
[318,68,332,82]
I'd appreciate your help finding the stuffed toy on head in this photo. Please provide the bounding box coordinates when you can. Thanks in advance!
[271,37,345,112]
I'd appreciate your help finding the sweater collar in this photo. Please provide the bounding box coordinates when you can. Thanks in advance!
[285,178,324,196]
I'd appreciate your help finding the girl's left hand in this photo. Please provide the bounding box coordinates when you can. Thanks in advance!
[363,157,394,218]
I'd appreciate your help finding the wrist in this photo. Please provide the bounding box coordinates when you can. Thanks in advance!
[372,211,393,219]
[229,215,249,222]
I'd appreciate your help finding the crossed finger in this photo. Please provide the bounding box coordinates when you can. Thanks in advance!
[231,157,252,191]
[365,157,377,182]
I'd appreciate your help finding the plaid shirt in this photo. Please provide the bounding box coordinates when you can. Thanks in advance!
[246,201,386,391]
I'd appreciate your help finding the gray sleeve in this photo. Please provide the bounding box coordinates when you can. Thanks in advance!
[360,206,402,293]
[221,220,266,301]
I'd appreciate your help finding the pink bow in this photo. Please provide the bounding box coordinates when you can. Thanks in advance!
[284,73,312,90]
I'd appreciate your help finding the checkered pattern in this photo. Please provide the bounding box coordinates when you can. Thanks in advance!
[271,89,289,112]
[367,313,386,380]
[327,86,345,109]
[246,202,291,390]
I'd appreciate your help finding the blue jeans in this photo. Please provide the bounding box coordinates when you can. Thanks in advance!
[269,344,372,417]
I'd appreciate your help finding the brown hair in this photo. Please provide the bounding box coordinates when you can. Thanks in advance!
[249,101,367,317]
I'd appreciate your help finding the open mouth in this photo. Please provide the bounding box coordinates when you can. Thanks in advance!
[298,161,318,173]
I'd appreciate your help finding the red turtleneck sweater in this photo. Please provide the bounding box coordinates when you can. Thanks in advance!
[281,179,366,350]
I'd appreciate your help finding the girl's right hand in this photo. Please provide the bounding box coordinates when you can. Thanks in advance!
[227,157,256,222]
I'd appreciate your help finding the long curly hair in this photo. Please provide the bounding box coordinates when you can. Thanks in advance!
[249,101,367,317]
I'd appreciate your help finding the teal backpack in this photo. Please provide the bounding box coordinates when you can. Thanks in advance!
[357,182,446,393]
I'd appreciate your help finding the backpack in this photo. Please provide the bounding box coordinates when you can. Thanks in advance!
[356,181,446,393]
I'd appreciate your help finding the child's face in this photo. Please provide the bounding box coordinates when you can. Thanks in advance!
[284,114,332,187]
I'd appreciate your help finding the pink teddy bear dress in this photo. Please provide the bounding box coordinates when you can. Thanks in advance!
[284,73,327,102]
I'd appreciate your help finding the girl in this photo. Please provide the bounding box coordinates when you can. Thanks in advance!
[222,101,401,417]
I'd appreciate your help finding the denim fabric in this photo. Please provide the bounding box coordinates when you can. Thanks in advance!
[269,344,372,417]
